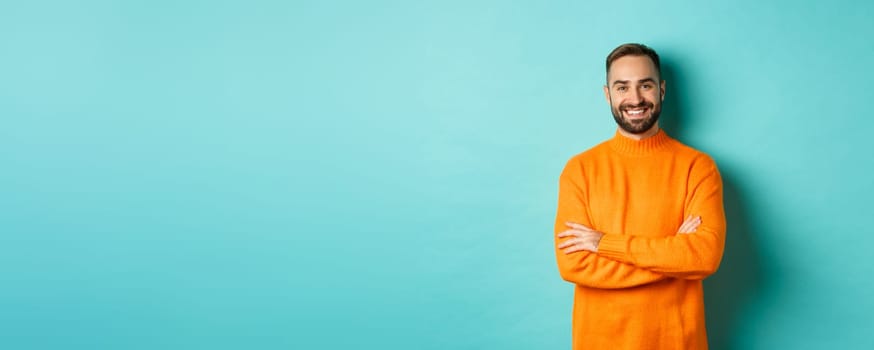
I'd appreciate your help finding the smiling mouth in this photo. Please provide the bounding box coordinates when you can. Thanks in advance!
[623,107,650,119]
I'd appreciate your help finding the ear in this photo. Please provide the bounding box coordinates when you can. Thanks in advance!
[603,85,611,104]
[660,80,666,101]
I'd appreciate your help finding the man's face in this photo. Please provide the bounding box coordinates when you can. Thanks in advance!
[603,55,665,135]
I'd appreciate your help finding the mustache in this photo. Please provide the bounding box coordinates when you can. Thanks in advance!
[620,101,654,110]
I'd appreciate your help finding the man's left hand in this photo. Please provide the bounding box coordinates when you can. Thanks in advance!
[557,222,604,254]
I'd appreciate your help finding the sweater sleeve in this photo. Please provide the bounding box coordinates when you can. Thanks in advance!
[597,157,726,280]
[554,159,668,289]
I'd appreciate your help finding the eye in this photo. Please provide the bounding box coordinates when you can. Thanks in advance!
[616,86,627,92]
[641,84,653,90]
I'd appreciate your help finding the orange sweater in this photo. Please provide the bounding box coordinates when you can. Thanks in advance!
[554,129,726,350]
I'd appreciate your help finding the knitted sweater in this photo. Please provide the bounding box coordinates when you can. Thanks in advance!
[554,129,726,350]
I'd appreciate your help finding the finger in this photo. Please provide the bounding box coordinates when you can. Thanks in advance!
[564,243,594,254]
[678,220,694,234]
[690,216,702,229]
[558,238,583,249]
[685,216,701,226]
[563,245,584,254]
[565,222,593,231]
[678,218,694,233]
[557,229,582,238]
[685,220,695,232]
[679,216,702,234]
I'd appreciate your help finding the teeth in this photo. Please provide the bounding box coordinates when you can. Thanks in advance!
[626,109,645,115]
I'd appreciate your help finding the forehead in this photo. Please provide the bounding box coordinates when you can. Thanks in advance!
[607,55,659,83]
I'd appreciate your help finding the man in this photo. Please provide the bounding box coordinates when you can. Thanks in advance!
[554,43,726,349]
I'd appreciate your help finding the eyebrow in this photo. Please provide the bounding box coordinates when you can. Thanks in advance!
[611,78,658,86]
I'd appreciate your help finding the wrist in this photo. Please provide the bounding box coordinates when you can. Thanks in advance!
[593,232,604,252]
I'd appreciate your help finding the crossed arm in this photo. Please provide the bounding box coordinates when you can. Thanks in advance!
[553,159,726,289]
[553,216,704,289]
[557,216,702,254]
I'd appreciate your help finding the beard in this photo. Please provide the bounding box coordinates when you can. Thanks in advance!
[610,99,662,135]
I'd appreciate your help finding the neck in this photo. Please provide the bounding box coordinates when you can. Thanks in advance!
[618,122,660,140]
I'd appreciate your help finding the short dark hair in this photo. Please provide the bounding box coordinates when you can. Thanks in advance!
[606,43,661,81]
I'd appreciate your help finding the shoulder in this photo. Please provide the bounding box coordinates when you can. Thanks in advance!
[561,140,611,172]
[567,139,613,165]
[670,139,719,169]
[667,139,722,184]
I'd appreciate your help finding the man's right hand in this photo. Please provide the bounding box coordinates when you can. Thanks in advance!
[677,216,701,235]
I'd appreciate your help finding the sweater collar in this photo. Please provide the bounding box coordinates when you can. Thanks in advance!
[608,128,672,155]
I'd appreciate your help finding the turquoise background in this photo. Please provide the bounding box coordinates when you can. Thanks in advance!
[2,1,872,349]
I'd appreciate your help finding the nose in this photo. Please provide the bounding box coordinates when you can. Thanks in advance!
[630,88,644,103]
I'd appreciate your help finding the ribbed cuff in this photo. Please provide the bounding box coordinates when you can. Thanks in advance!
[597,234,632,263]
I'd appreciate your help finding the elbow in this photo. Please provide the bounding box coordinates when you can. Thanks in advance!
[702,240,726,276]
[557,267,577,284]
[675,256,722,281]
[693,254,723,279]
[702,260,721,278]
[557,263,588,286]
[691,234,725,279]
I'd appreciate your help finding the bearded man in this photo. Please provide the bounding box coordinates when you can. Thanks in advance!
[554,43,726,350]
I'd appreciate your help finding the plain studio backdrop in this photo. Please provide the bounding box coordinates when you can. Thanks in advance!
[1,1,872,349]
